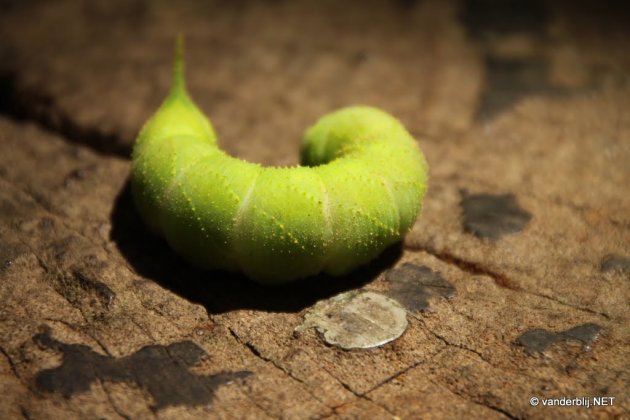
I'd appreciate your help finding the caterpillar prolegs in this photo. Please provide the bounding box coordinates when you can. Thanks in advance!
[131,41,428,284]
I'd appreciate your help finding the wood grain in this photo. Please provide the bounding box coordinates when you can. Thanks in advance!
[0,0,628,418]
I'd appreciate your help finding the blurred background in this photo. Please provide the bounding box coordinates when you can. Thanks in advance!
[1,0,628,160]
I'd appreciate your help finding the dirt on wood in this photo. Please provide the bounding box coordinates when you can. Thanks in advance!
[0,1,628,418]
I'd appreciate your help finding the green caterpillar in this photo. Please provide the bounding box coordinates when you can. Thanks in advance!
[131,41,428,284]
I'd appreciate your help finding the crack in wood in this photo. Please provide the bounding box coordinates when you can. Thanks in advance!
[417,317,546,386]
[418,319,492,365]
[30,254,93,325]
[19,405,32,420]
[42,318,111,356]
[102,383,134,420]
[407,243,515,289]
[129,318,156,342]
[228,325,399,417]
[517,287,611,319]
[236,380,277,420]
[317,363,397,417]
[226,327,333,414]
[429,377,519,420]
[408,243,611,319]
[362,346,448,397]
[0,344,22,381]
[71,269,116,309]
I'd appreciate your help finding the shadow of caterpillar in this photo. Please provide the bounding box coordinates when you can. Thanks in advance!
[131,39,428,284]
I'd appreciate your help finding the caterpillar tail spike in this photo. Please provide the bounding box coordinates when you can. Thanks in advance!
[131,40,429,284]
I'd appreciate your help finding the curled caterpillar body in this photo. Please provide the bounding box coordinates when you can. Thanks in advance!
[131,41,428,284]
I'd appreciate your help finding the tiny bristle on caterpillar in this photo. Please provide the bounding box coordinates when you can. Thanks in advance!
[130,38,428,284]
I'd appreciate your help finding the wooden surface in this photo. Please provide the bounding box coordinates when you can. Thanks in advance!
[0,0,628,418]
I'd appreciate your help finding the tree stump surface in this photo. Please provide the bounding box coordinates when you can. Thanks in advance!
[0,1,628,418]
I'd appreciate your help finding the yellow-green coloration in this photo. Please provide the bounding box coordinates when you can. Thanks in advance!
[131,40,429,284]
